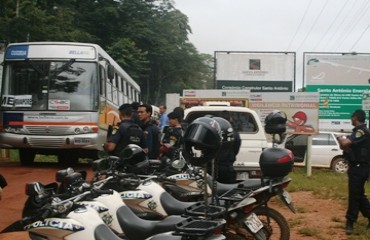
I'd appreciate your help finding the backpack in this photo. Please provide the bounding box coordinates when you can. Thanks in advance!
[124,123,144,146]
[113,123,144,156]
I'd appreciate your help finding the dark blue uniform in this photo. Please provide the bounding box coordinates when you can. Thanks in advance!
[142,120,160,159]
[108,119,146,156]
[345,124,370,223]
[215,131,241,183]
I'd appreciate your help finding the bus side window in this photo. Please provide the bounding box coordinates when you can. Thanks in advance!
[112,72,118,104]
[99,65,106,97]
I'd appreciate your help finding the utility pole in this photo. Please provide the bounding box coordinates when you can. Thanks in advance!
[16,0,20,17]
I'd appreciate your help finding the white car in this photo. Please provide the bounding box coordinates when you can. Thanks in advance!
[283,131,349,173]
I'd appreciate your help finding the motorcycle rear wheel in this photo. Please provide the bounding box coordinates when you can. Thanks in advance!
[254,206,290,240]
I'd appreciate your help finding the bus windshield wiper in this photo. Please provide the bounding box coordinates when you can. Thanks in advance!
[56,59,76,74]
[25,59,46,76]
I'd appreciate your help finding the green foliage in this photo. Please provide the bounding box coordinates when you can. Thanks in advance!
[0,0,213,104]
[288,167,349,202]
[107,38,150,82]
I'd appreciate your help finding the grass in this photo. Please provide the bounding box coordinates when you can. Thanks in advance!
[3,149,91,163]
[6,149,58,162]
[288,167,350,201]
[288,167,370,239]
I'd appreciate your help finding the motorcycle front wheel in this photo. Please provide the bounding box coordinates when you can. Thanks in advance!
[254,206,290,240]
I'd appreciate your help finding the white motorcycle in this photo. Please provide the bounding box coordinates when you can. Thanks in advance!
[14,176,226,240]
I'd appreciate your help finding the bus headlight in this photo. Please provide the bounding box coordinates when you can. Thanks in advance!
[4,127,26,134]
[74,127,93,134]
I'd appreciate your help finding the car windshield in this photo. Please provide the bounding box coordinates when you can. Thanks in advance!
[186,111,258,133]
[1,61,99,111]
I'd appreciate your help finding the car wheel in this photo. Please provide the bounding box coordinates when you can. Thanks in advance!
[331,157,348,173]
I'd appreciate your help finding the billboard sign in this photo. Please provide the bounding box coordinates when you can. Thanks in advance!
[215,51,295,92]
[305,53,370,131]
[248,92,319,135]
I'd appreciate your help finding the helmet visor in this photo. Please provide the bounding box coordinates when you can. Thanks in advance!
[184,124,220,150]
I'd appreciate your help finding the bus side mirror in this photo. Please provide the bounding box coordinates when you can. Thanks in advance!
[107,64,115,80]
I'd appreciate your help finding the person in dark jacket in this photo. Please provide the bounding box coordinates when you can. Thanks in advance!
[215,111,241,183]
[131,102,141,125]
[160,111,183,161]
[138,104,161,159]
[337,109,370,235]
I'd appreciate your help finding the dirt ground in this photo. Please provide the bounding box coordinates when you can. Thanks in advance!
[0,161,359,240]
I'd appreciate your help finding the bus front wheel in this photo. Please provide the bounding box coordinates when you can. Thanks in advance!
[58,151,79,166]
[19,149,36,165]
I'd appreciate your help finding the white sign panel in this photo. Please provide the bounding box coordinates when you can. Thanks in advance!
[28,45,96,59]
[182,89,250,98]
[305,53,370,85]
[215,52,295,81]
[248,92,320,134]
[1,95,32,108]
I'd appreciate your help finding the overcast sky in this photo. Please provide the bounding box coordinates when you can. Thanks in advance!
[174,0,370,89]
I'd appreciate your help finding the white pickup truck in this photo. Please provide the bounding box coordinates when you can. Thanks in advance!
[183,106,268,179]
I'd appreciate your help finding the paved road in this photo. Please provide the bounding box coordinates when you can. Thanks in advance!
[0,161,92,240]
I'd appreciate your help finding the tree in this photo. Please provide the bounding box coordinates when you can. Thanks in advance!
[0,0,213,105]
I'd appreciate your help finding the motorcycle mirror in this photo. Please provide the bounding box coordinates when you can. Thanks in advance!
[171,159,186,170]
[25,182,43,196]
[64,172,84,188]
[56,168,74,182]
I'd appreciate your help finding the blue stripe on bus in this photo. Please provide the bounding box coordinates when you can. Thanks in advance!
[3,113,24,128]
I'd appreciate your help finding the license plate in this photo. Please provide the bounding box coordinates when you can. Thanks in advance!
[244,212,264,233]
[74,138,91,145]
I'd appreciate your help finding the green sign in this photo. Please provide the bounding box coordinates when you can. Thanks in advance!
[306,85,370,120]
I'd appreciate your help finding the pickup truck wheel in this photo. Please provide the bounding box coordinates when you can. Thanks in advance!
[331,157,348,173]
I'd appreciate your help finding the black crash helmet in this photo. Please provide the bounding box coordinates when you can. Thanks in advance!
[211,116,234,144]
[120,144,147,166]
[182,116,222,166]
[264,110,287,134]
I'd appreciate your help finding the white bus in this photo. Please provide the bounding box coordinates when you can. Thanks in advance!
[0,42,141,165]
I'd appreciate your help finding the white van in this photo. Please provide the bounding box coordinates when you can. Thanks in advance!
[183,106,268,179]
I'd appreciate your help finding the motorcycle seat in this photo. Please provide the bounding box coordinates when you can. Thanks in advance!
[214,178,268,195]
[116,204,187,240]
[160,191,196,215]
[95,223,125,240]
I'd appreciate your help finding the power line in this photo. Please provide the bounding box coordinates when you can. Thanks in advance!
[296,0,330,52]
[322,0,357,50]
[333,0,370,51]
[286,0,313,51]
[350,22,370,50]
[312,0,350,51]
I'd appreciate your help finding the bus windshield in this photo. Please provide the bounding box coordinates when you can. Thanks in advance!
[1,61,98,111]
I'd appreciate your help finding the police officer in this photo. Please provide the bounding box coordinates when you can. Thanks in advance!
[103,104,147,157]
[337,109,370,235]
